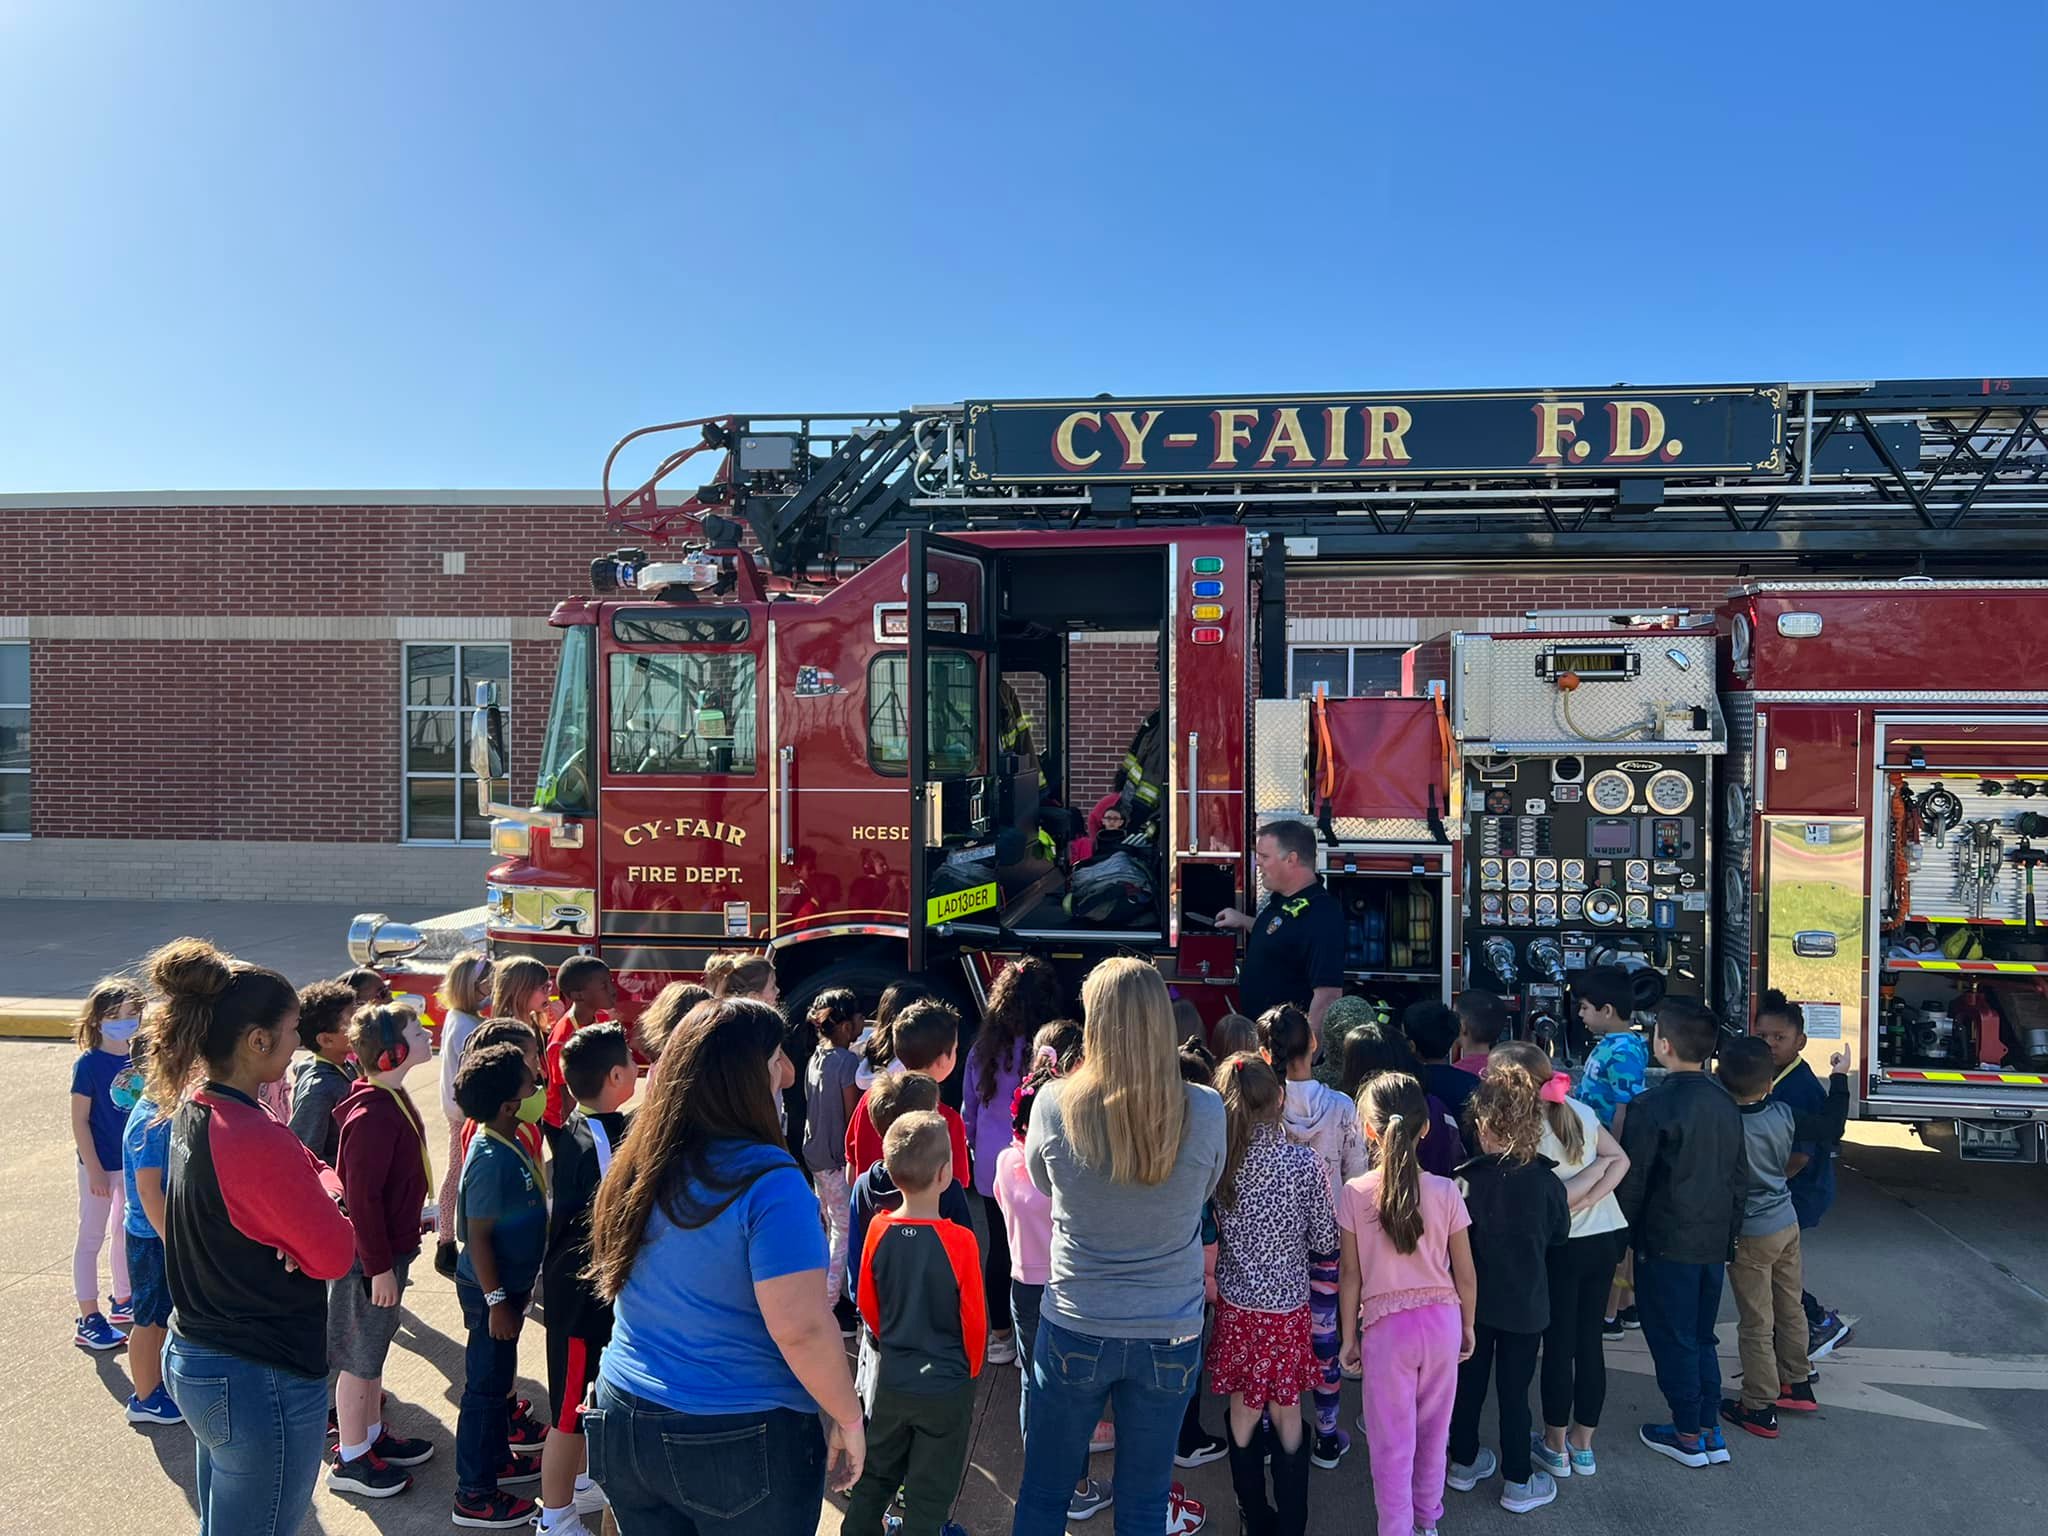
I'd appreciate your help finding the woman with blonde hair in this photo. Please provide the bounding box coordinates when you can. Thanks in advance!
[433,950,494,1276]
[1014,957,1225,1536]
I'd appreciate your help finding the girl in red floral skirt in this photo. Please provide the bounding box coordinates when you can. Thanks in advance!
[1210,1052,1339,1536]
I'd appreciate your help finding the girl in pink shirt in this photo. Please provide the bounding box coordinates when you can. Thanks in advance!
[1337,1074,1477,1536]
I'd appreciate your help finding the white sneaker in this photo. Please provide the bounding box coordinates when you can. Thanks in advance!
[986,1330,1018,1366]
[572,1480,608,1515]
[533,1512,590,1536]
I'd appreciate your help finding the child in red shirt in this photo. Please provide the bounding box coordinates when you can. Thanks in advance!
[542,956,616,1130]
[843,1000,972,1187]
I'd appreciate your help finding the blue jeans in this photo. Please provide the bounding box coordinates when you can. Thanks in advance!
[455,1278,528,1496]
[1633,1255,1725,1436]
[163,1332,328,1536]
[584,1378,825,1536]
[1013,1316,1202,1536]
[1010,1281,1044,1440]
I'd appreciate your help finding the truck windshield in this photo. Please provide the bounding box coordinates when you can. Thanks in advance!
[535,625,594,813]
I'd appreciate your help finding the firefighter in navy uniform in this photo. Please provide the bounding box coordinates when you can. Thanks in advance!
[1217,819,1347,1035]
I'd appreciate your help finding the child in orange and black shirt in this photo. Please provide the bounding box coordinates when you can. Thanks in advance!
[843,1110,985,1536]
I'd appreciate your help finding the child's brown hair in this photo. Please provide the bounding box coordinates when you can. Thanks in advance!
[704,951,775,1000]
[1210,1012,1258,1060]
[1358,1072,1430,1255]
[1213,1051,1283,1209]
[1491,1039,1582,1162]
[347,1002,422,1075]
[866,1070,941,1138]
[806,987,863,1047]
[1469,1057,1546,1163]
[76,976,143,1052]
[882,1110,953,1193]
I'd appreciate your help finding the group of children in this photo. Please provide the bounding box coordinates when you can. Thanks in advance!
[68,934,1858,1536]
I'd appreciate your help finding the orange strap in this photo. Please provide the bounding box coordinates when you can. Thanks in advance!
[1312,692,1336,804]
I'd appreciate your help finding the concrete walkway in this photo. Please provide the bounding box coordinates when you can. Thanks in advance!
[0,899,448,1035]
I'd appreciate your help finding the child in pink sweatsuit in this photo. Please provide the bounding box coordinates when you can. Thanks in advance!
[1338,1074,1477,1536]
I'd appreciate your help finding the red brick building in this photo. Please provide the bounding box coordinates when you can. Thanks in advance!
[0,491,1741,906]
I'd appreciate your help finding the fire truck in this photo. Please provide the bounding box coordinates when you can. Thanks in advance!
[350,378,2048,1154]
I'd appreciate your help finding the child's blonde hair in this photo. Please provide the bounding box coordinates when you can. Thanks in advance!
[76,976,143,1052]
[438,950,493,1018]
[705,951,775,1000]
[1490,1040,1583,1162]
[1468,1060,1546,1163]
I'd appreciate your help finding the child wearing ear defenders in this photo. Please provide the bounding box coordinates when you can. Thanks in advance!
[325,1003,438,1501]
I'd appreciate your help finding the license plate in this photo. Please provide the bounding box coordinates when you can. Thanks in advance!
[1956,1120,2041,1163]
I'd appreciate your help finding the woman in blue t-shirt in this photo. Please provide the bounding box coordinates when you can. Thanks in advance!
[586,996,864,1535]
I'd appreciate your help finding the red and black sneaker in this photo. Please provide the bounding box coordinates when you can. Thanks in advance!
[370,1427,435,1467]
[1720,1399,1779,1439]
[1775,1380,1819,1413]
[497,1450,543,1485]
[505,1407,548,1448]
[326,1446,413,1498]
[452,1490,538,1529]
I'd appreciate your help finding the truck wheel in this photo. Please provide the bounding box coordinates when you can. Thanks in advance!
[779,952,975,1109]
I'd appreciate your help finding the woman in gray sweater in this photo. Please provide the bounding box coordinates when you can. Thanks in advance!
[1013,957,1226,1536]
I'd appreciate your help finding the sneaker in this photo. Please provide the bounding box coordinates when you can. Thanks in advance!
[371,1428,435,1466]
[329,1446,413,1498]
[572,1480,609,1515]
[1089,1421,1116,1454]
[1721,1400,1778,1439]
[986,1329,1018,1366]
[74,1312,126,1351]
[434,1241,459,1278]
[534,1513,590,1536]
[1165,1485,1206,1534]
[1809,1311,1852,1360]
[497,1450,542,1484]
[1175,1429,1228,1468]
[451,1489,538,1529]
[1569,1445,1597,1477]
[1775,1380,1819,1413]
[108,1296,134,1327]
[125,1385,183,1425]
[1068,1476,1113,1521]
[1501,1470,1559,1513]
[1703,1425,1732,1464]
[1601,1314,1626,1339]
[1310,1429,1350,1469]
[1529,1433,1571,1479]
[1637,1424,1710,1468]
[1617,1305,1641,1329]
[1446,1446,1498,1491]
[506,1409,547,1449]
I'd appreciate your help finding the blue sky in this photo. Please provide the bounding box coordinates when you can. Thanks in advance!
[3,2,2043,492]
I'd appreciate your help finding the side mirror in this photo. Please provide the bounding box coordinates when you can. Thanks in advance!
[471,681,507,812]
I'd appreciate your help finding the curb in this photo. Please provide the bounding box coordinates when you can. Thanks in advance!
[0,1004,78,1041]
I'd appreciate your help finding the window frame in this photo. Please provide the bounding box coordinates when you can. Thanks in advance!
[401,641,510,845]
[0,641,26,840]
[1284,644,1406,700]
[603,644,761,778]
[865,649,982,778]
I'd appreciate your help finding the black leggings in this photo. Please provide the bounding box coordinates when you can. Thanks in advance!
[978,1192,1013,1325]
[1542,1229,1625,1431]
[1449,1323,1541,1484]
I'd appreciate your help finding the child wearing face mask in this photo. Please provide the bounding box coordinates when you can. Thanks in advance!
[72,977,144,1350]
[325,1004,439,1501]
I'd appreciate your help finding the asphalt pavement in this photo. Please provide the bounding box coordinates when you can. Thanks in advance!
[7,1032,2048,1535]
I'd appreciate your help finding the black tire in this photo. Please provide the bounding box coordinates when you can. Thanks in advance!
[780,949,974,1110]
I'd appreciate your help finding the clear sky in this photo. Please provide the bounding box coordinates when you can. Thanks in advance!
[3,1,2043,492]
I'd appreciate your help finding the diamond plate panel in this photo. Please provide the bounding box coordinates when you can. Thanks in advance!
[1452,633,1725,752]
[1254,698,1311,817]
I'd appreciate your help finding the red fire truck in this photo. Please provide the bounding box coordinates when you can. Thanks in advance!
[349,379,2048,1152]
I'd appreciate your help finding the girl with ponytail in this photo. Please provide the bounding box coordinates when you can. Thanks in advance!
[1337,1072,1475,1536]
[1444,1064,1571,1510]
[1488,1041,1630,1479]
[147,938,357,1536]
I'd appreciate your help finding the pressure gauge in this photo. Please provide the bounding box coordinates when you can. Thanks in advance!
[1507,858,1533,890]
[1534,894,1560,925]
[1625,894,1652,927]
[1586,769,1634,815]
[1561,858,1588,889]
[1534,858,1559,890]
[1625,859,1651,892]
[1480,857,1505,890]
[1561,893,1586,921]
[1508,894,1533,927]
[1644,769,1695,815]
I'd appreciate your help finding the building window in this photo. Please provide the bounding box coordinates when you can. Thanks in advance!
[403,643,509,843]
[0,644,26,837]
[1286,645,1406,699]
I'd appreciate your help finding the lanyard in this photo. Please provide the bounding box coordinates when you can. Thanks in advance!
[482,1125,546,1199]
[372,1081,433,1194]
[1771,1059,1800,1091]
[589,1117,615,1179]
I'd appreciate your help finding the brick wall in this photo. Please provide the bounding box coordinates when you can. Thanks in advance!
[1069,637,1160,803]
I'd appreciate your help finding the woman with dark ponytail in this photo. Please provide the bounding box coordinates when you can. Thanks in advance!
[1336,1073,1476,1536]
[148,938,358,1536]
